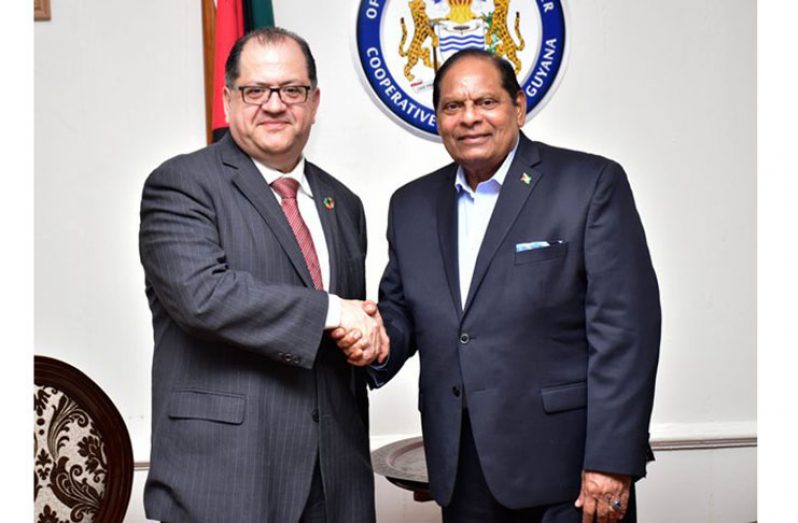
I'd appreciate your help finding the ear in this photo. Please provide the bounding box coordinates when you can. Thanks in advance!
[223,86,232,123]
[310,87,321,124]
[515,90,526,127]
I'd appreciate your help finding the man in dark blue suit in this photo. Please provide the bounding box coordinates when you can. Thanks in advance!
[336,49,660,522]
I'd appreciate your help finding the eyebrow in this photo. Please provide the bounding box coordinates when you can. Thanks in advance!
[240,78,308,87]
[441,93,501,102]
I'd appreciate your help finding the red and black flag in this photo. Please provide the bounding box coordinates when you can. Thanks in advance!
[206,0,275,143]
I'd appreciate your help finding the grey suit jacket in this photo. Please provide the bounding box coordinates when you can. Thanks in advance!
[373,134,660,508]
[139,134,375,522]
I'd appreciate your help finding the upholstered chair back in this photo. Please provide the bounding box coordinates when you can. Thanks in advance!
[34,356,133,523]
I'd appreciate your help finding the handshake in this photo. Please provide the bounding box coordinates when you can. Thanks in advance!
[329,299,389,367]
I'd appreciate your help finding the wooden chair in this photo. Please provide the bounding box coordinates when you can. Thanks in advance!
[34,356,134,522]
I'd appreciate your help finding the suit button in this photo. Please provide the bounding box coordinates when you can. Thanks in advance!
[311,409,319,423]
[459,333,470,345]
[452,386,461,397]
[292,355,301,365]
[282,353,293,363]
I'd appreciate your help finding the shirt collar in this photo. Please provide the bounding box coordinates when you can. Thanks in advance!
[453,135,521,196]
[253,157,312,198]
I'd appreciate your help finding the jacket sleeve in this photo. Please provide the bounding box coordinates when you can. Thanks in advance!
[138,161,328,369]
[582,160,661,478]
[367,196,417,388]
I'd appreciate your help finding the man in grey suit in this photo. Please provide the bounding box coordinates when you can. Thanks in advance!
[336,49,660,523]
[139,27,386,523]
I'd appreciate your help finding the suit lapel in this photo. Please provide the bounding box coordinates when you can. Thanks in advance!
[435,165,463,316]
[463,136,544,313]
[305,163,342,294]
[223,137,316,289]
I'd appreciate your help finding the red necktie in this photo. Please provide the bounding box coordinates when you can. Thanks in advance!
[271,177,324,290]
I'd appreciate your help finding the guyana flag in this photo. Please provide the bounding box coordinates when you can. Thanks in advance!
[208,0,275,142]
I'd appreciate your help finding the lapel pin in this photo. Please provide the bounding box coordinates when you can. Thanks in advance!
[520,173,532,185]
[323,197,335,210]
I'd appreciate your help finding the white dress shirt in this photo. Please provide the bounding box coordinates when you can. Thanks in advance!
[253,157,341,327]
[454,138,520,307]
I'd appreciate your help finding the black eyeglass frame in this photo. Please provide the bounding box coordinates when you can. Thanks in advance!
[230,84,314,105]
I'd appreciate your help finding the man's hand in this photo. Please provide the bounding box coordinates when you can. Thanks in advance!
[330,300,389,366]
[360,300,390,365]
[332,300,389,366]
[575,470,631,522]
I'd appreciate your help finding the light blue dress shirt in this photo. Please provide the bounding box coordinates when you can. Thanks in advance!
[454,137,520,307]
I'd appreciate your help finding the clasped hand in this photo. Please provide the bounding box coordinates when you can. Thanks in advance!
[575,470,631,522]
[330,300,389,367]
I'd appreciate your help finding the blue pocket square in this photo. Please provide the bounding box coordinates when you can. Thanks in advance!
[515,240,562,253]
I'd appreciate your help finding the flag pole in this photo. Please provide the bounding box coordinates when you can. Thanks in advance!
[201,0,216,145]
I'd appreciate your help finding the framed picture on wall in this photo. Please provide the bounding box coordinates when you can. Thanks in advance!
[35,0,51,21]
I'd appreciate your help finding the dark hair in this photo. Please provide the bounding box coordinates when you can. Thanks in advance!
[225,26,317,88]
[432,49,523,110]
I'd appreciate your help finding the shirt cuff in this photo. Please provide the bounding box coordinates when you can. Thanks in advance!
[324,293,342,329]
[369,356,390,371]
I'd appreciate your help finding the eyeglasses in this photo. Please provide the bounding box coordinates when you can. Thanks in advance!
[231,84,313,105]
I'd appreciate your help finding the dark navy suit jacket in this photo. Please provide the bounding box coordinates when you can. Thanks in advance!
[373,133,661,508]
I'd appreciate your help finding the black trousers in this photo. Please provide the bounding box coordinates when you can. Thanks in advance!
[442,412,637,523]
[300,456,327,523]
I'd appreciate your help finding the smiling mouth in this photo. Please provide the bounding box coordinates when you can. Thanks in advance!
[258,121,290,129]
[457,134,490,144]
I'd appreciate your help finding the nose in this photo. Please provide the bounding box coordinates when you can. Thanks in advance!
[461,101,481,126]
[260,90,287,112]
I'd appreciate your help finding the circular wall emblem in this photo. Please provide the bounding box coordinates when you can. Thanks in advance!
[354,0,568,140]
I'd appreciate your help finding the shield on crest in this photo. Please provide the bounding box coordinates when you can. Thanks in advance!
[434,18,488,64]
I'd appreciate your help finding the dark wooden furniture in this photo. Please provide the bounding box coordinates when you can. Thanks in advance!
[34,356,134,522]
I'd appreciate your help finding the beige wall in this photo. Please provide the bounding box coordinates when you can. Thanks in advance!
[34,0,756,520]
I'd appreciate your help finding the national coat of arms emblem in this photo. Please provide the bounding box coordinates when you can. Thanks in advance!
[355,0,568,140]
